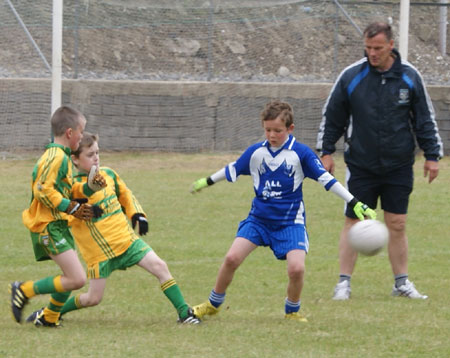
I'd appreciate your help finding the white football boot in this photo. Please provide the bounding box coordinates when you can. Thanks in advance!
[391,279,428,299]
[332,280,351,300]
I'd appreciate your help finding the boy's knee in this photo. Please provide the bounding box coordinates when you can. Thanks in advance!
[155,258,169,272]
[70,276,86,290]
[288,264,305,279]
[149,257,170,277]
[224,254,241,270]
[84,295,102,307]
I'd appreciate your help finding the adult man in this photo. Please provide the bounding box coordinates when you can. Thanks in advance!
[316,22,443,300]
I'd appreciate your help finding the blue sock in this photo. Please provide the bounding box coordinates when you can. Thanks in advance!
[285,298,300,314]
[209,290,225,308]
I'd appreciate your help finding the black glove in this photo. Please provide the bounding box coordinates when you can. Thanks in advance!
[132,213,148,236]
[92,205,104,219]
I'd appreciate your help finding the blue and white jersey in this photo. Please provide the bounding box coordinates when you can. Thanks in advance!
[224,135,337,225]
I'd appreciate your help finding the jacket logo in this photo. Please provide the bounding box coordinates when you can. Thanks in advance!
[398,89,409,104]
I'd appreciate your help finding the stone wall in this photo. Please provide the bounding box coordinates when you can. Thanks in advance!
[1,79,449,155]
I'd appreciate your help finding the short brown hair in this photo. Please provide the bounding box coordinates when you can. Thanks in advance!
[72,131,99,157]
[363,22,393,41]
[260,100,294,128]
[51,106,85,137]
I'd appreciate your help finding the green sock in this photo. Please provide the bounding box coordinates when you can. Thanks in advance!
[161,279,189,319]
[60,294,83,315]
[33,276,57,295]
[44,291,71,322]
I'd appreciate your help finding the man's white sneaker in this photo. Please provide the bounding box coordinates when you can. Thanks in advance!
[391,279,428,299]
[332,280,351,300]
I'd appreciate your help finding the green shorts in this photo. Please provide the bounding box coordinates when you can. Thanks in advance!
[30,220,75,262]
[87,239,152,279]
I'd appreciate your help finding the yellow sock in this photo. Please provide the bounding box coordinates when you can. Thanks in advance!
[43,292,70,323]
[20,281,36,299]
[53,275,65,292]
[43,307,60,323]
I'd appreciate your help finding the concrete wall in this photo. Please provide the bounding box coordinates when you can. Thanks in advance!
[1,79,449,155]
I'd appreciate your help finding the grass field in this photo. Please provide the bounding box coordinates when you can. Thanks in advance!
[1,152,449,358]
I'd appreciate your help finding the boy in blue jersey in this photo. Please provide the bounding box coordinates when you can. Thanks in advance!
[190,100,376,322]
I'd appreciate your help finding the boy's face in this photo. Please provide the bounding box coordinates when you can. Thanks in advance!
[68,117,86,152]
[263,116,294,148]
[72,141,100,174]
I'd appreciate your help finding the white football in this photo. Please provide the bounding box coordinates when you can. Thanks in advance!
[348,219,389,256]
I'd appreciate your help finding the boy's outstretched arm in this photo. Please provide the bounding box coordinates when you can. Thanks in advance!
[328,180,377,220]
[190,177,214,193]
[190,168,226,193]
[348,199,377,221]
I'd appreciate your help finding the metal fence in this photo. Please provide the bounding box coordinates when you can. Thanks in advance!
[1,0,449,84]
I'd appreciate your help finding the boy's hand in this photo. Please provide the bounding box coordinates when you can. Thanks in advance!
[132,213,148,235]
[190,178,208,193]
[353,202,377,221]
[88,165,107,192]
[66,199,95,221]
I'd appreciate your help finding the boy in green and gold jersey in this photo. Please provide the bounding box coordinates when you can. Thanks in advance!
[27,132,200,324]
[10,106,105,327]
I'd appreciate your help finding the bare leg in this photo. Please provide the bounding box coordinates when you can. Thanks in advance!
[286,249,306,302]
[78,278,107,307]
[50,249,86,291]
[384,211,408,275]
[214,237,257,293]
[338,217,360,275]
[137,250,173,284]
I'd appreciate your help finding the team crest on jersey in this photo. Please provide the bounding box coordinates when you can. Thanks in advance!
[283,161,294,176]
[258,159,268,175]
[41,235,49,246]
[398,89,410,104]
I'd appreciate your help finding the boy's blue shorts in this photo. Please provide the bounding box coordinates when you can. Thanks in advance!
[236,216,309,260]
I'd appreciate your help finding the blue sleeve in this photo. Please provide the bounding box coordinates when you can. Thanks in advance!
[299,144,337,189]
[225,143,260,182]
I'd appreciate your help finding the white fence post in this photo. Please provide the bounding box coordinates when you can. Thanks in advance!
[439,0,448,57]
[52,0,63,116]
[399,0,410,61]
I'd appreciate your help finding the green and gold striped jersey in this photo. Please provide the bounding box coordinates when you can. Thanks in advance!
[70,167,146,266]
[22,143,73,233]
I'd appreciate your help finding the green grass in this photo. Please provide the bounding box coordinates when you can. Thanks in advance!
[1,152,449,358]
